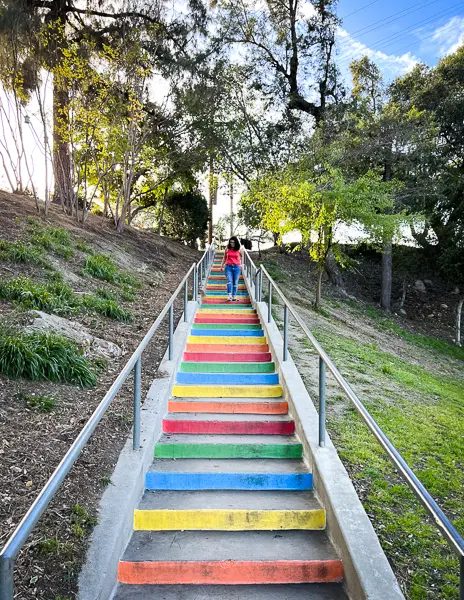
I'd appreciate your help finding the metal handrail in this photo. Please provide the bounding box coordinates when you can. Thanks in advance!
[0,243,215,599]
[242,250,464,597]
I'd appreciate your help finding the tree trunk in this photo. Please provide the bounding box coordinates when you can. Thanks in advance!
[381,239,393,312]
[325,248,344,288]
[53,85,73,213]
[456,298,463,346]
[315,269,323,309]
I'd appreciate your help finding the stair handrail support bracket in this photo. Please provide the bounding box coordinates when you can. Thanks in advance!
[0,240,216,600]
[241,249,464,599]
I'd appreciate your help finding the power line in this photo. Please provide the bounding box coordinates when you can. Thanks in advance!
[340,0,383,20]
[337,0,442,47]
[336,2,464,67]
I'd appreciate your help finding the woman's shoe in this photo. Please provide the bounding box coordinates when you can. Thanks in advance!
[227,295,233,302]
[232,297,238,302]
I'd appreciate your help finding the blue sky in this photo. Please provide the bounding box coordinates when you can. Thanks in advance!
[334,0,464,80]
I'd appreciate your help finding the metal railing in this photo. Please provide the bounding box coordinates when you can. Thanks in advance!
[0,244,215,599]
[242,249,464,599]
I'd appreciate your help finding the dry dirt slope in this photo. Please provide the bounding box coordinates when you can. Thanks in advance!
[0,191,200,600]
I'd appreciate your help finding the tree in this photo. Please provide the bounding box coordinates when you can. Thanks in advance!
[245,164,399,307]
[0,0,208,213]
[161,190,209,247]
[213,0,342,124]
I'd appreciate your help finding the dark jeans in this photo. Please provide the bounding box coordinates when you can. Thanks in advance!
[224,264,241,297]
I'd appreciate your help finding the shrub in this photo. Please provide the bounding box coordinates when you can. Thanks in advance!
[0,329,97,386]
[29,222,74,260]
[96,288,117,301]
[0,277,78,315]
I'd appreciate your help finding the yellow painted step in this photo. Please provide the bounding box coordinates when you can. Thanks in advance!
[134,509,325,531]
[172,384,283,397]
[188,336,266,345]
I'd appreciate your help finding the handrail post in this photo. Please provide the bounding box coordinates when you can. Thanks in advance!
[183,279,188,322]
[268,280,272,323]
[259,269,263,302]
[0,555,14,600]
[133,358,142,450]
[319,357,326,447]
[193,266,198,303]
[283,305,289,361]
[168,304,174,360]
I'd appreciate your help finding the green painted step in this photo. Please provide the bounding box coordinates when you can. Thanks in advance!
[154,443,303,459]
[179,362,276,373]
[192,323,262,330]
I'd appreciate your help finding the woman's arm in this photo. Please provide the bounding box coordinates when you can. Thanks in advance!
[220,249,227,270]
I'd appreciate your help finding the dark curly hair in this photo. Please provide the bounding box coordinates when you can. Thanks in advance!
[227,236,241,250]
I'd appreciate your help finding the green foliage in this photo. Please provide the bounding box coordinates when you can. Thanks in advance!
[0,275,131,321]
[17,391,57,412]
[82,295,133,322]
[0,277,78,314]
[76,241,94,254]
[29,222,74,260]
[95,287,117,301]
[161,190,209,246]
[0,328,96,386]
[83,254,140,288]
[36,538,74,557]
[71,504,97,538]
[0,240,46,265]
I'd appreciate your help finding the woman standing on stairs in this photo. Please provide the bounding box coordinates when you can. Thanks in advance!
[221,236,243,302]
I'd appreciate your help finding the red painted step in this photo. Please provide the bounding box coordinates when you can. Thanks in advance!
[194,316,260,324]
[162,419,295,435]
[183,351,272,362]
[185,344,270,353]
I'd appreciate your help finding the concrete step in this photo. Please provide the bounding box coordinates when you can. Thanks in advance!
[192,323,262,330]
[179,361,276,373]
[187,329,265,337]
[154,434,303,459]
[168,399,288,415]
[145,458,312,491]
[183,350,271,361]
[164,413,290,422]
[194,316,260,324]
[172,384,283,398]
[114,583,348,599]
[162,414,294,436]
[176,372,279,385]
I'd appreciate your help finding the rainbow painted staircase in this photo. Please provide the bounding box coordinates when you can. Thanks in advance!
[114,252,348,599]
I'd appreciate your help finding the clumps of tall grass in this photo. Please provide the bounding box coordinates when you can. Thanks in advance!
[0,240,47,265]
[0,328,97,386]
[83,254,140,289]
[0,276,133,322]
[27,218,74,260]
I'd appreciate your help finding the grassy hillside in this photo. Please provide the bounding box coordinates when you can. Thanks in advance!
[0,191,199,600]
[257,249,464,600]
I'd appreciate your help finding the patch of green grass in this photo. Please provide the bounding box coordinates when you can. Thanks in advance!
[76,240,94,254]
[83,254,140,288]
[82,295,133,322]
[36,538,74,557]
[0,240,46,265]
[29,223,74,260]
[16,391,57,412]
[70,504,97,539]
[0,328,97,387]
[0,276,132,321]
[381,321,464,361]
[306,328,463,599]
[96,287,117,301]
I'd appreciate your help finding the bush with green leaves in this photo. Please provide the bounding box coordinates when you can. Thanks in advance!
[82,295,133,322]
[0,329,97,386]
[83,254,140,288]
[27,220,74,260]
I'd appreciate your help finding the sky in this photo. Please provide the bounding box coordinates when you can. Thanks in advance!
[335,0,464,81]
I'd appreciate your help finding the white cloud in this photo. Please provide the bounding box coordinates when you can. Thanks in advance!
[336,28,419,82]
[428,15,464,56]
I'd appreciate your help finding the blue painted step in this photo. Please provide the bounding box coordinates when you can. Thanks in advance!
[145,472,313,490]
[176,372,279,385]
[189,330,264,337]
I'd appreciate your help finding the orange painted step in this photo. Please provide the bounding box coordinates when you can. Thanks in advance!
[168,400,289,414]
[118,560,344,584]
